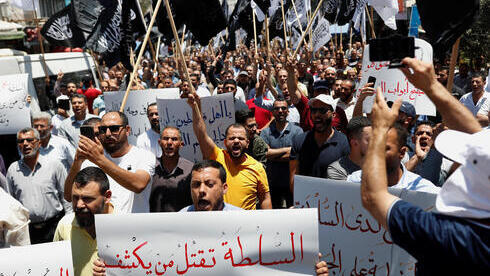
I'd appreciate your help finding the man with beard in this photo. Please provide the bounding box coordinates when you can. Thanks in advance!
[64,111,155,213]
[236,71,253,97]
[54,166,112,276]
[327,117,371,180]
[32,112,75,172]
[289,94,350,192]
[137,103,162,158]
[235,110,268,166]
[261,98,304,208]
[58,94,98,148]
[337,79,357,121]
[150,127,193,212]
[6,128,71,244]
[188,94,272,210]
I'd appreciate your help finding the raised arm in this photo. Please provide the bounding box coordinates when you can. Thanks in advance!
[187,94,216,159]
[286,59,301,105]
[352,83,375,117]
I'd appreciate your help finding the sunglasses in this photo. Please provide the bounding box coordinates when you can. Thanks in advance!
[273,106,288,111]
[17,138,37,144]
[99,125,124,134]
[310,107,330,114]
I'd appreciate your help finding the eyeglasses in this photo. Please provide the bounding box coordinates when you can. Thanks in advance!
[273,106,288,111]
[246,123,257,129]
[17,138,37,144]
[98,125,124,134]
[310,107,330,114]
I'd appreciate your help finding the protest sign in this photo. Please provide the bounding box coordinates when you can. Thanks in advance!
[311,16,331,53]
[156,93,235,162]
[294,176,437,276]
[0,240,74,275]
[104,88,180,144]
[0,73,31,135]
[358,38,436,115]
[95,209,319,276]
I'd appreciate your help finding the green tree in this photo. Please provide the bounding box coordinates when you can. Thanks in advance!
[459,0,489,67]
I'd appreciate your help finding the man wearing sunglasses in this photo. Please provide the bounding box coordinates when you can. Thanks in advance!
[6,127,71,244]
[64,111,155,213]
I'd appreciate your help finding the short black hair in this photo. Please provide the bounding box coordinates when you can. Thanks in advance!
[71,93,87,103]
[147,102,157,115]
[235,110,254,125]
[82,117,101,127]
[471,73,485,81]
[274,95,287,105]
[346,116,371,141]
[225,123,247,137]
[223,79,237,87]
[74,166,110,194]
[415,120,434,131]
[391,122,408,149]
[191,160,226,184]
[103,111,129,126]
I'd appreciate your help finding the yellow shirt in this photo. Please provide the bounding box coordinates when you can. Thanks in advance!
[211,146,269,210]
[53,213,97,276]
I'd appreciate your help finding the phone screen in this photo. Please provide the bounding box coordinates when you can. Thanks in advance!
[80,126,95,140]
[369,37,415,62]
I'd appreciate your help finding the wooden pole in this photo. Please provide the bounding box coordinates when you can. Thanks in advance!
[340,31,343,51]
[308,10,313,48]
[280,0,289,51]
[252,9,258,56]
[349,25,353,51]
[265,16,270,59]
[120,0,163,112]
[291,0,308,45]
[365,5,376,39]
[89,50,104,84]
[154,36,161,72]
[292,0,325,57]
[31,0,48,81]
[181,25,186,47]
[447,37,461,92]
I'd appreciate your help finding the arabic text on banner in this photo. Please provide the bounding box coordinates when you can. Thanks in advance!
[0,73,31,135]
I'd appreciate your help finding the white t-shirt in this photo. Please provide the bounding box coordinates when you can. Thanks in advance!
[82,146,155,213]
[136,129,162,158]
[459,92,490,116]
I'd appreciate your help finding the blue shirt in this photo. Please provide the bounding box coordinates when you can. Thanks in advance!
[388,200,490,275]
[179,203,242,212]
[408,148,443,186]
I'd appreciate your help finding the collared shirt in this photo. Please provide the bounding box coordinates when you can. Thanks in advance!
[291,129,350,177]
[6,155,71,223]
[81,146,155,213]
[253,97,301,124]
[58,113,99,148]
[0,185,30,248]
[150,157,193,212]
[136,128,162,158]
[261,122,303,188]
[327,155,360,181]
[211,146,269,210]
[347,164,440,193]
[337,97,357,121]
[39,135,76,172]
[459,91,490,116]
[179,203,243,212]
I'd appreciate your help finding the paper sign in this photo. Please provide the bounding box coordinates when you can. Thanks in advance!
[157,93,235,162]
[0,240,74,275]
[358,38,436,115]
[0,73,31,135]
[103,88,180,144]
[294,176,437,276]
[95,209,319,276]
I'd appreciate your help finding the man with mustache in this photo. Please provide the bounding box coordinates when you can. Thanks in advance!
[6,127,71,244]
[54,166,112,276]
[64,111,155,213]
[137,103,162,158]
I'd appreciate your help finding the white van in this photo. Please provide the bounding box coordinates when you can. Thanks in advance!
[0,51,99,112]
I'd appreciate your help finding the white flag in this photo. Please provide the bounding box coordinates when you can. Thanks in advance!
[251,0,265,22]
[312,16,332,52]
[368,0,398,30]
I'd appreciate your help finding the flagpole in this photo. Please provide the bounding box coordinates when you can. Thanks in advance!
[134,0,157,61]
[308,10,313,48]
[447,37,461,93]
[349,24,353,51]
[265,16,270,59]
[181,25,186,47]
[365,5,376,39]
[252,9,258,56]
[291,0,308,45]
[89,50,104,85]
[120,0,163,112]
[31,0,49,82]
[340,30,343,51]
[154,36,161,72]
[280,0,289,52]
[292,0,324,58]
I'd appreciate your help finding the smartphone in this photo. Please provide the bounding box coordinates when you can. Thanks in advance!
[367,76,376,85]
[58,99,70,110]
[369,36,415,62]
[80,126,95,140]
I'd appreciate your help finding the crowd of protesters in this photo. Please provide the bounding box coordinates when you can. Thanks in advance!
[0,36,489,275]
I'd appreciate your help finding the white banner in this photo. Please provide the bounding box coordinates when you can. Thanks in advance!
[0,73,31,135]
[95,209,319,276]
[103,88,180,144]
[294,175,437,276]
[0,240,74,275]
[311,16,331,53]
[156,93,235,162]
[358,38,436,115]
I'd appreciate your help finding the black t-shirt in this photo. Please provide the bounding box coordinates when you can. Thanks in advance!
[290,129,350,177]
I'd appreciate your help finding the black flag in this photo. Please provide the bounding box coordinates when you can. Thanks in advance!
[153,0,187,43]
[186,0,227,45]
[71,0,105,35]
[337,0,358,25]
[416,0,480,54]
[321,0,340,24]
[40,5,86,47]
[269,0,291,40]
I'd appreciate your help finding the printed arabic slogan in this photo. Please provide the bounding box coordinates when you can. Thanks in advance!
[156,93,235,162]
[95,209,319,276]
[0,73,31,135]
[103,88,180,145]
[0,240,74,276]
[358,38,436,116]
[294,176,437,276]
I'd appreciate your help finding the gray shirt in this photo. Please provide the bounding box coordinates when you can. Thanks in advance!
[6,155,71,223]
[57,113,99,148]
[327,155,361,181]
[39,135,76,172]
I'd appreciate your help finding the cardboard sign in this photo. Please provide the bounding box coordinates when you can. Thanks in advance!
[156,93,235,162]
[95,209,319,275]
[358,38,436,115]
[0,241,74,275]
[0,74,31,135]
[294,176,437,276]
[103,88,180,144]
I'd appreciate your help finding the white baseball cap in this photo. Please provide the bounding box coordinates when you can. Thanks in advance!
[434,129,490,218]
[308,94,339,111]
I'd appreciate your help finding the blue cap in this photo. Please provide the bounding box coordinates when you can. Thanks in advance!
[313,80,330,91]
[399,101,416,118]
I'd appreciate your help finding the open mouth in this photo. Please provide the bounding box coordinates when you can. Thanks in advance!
[197,199,211,210]
[231,145,241,155]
